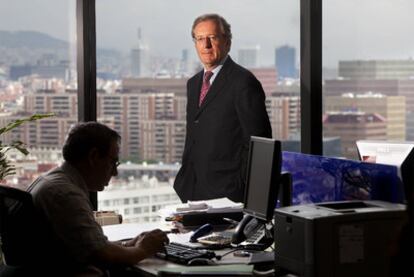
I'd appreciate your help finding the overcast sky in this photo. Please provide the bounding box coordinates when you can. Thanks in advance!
[1,0,413,67]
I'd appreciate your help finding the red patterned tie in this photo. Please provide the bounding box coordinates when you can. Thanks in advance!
[199,71,213,106]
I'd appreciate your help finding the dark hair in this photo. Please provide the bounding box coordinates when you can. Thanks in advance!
[62,122,120,163]
[191,13,232,41]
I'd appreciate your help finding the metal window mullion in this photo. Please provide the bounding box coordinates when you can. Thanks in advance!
[300,0,323,155]
[76,0,97,209]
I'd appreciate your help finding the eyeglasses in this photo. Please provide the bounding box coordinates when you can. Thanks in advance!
[109,156,120,169]
[114,160,121,168]
[193,35,221,45]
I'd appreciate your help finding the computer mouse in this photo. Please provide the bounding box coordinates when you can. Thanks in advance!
[187,258,213,266]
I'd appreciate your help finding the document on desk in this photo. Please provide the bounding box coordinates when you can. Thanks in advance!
[159,197,243,218]
[157,264,254,276]
[102,222,171,241]
[168,232,197,247]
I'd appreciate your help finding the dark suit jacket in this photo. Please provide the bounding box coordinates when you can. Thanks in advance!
[174,56,272,203]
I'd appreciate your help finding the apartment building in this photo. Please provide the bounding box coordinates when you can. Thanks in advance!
[98,162,181,223]
[324,93,406,141]
[323,112,387,159]
[266,94,300,140]
[338,60,414,80]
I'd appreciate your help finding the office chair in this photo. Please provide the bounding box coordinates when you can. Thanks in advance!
[0,186,46,276]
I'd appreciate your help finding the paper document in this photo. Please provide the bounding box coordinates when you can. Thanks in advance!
[159,197,243,218]
[167,232,206,248]
[102,222,172,241]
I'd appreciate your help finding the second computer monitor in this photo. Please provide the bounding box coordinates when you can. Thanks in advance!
[243,136,282,221]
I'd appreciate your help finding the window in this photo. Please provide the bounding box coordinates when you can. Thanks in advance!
[0,1,76,190]
[96,0,300,222]
[322,0,414,159]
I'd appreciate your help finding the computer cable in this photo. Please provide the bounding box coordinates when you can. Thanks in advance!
[252,268,275,276]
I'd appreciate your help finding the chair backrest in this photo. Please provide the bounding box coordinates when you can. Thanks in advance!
[0,186,43,266]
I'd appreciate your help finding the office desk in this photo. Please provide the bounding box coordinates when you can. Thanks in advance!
[134,250,253,276]
[103,223,256,276]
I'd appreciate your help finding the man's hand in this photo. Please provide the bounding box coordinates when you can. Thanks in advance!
[134,229,169,257]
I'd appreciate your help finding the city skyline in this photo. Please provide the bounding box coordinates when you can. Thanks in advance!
[1,0,413,67]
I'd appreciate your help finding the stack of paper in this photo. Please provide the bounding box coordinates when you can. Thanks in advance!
[159,197,243,218]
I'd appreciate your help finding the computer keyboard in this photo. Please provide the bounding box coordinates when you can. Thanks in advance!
[156,242,216,265]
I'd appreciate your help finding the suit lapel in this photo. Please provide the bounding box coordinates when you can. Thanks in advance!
[195,57,235,118]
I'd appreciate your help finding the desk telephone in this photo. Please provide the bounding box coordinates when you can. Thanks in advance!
[231,214,273,250]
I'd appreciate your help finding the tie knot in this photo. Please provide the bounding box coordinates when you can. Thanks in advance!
[204,71,213,82]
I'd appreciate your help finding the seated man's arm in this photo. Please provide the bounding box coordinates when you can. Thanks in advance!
[92,229,168,265]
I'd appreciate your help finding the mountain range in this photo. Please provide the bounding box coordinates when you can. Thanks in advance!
[0,30,69,49]
[0,30,121,59]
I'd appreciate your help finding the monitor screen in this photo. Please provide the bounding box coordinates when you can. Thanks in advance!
[356,140,414,167]
[243,136,281,221]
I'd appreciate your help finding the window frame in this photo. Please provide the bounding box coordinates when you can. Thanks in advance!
[78,0,324,209]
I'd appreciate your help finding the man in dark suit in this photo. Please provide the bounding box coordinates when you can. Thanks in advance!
[174,14,272,203]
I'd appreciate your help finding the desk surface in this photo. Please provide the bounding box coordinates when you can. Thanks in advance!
[136,250,253,276]
[103,223,255,276]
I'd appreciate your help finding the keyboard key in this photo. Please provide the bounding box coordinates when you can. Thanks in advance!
[156,242,215,265]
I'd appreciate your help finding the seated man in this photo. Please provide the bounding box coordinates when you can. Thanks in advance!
[28,122,169,276]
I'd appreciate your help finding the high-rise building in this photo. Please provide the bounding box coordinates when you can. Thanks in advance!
[131,28,150,77]
[323,112,387,159]
[238,46,259,68]
[131,47,150,78]
[266,94,300,140]
[275,45,297,79]
[250,67,278,95]
[0,112,98,149]
[324,78,414,140]
[178,49,194,76]
[338,60,414,80]
[16,76,303,164]
[407,111,414,141]
[15,74,305,164]
[324,92,406,141]
[98,163,181,223]
[97,92,186,162]
[22,83,187,163]
[139,120,185,163]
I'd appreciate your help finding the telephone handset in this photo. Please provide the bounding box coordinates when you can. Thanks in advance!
[231,214,273,249]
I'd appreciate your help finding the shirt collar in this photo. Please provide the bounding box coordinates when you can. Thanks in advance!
[204,55,228,83]
[60,161,89,193]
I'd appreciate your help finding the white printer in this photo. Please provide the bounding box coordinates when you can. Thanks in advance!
[274,200,406,277]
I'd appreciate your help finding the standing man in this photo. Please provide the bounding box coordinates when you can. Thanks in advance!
[174,14,272,203]
[28,122,169,275]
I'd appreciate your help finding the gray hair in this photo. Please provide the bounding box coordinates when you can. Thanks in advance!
[191,13,232,41]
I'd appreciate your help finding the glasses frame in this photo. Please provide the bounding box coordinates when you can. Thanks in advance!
[192,35,223,45]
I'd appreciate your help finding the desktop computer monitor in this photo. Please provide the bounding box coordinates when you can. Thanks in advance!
[356,140,414,203]
[356,140,414,167]
[243,136,282,221]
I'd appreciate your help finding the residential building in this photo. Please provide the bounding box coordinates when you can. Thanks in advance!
[324,92,406,141]
[323,112,387,159]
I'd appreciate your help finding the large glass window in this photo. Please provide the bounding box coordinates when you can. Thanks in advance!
[0,1,77,190]
[96,0,300,222]
[322,0,414,159]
